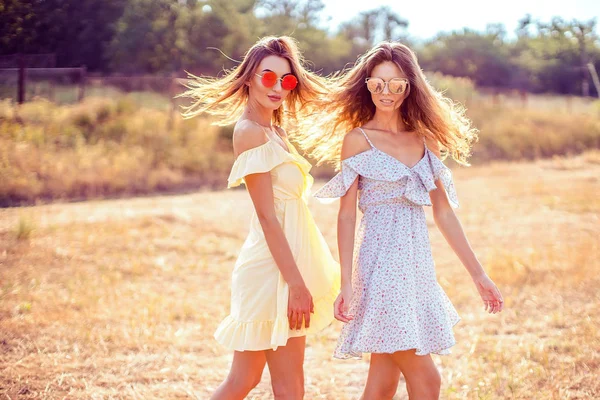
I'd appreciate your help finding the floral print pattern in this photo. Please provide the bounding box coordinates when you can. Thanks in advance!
[314,129,460,358]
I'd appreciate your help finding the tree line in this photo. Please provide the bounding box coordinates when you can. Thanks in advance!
[1,0,599,96]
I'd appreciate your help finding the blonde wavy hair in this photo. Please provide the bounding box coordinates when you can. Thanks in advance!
[179,36,326,128]
[296,42,478,166]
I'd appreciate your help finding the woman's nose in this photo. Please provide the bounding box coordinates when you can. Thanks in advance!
[272,80,283,92]
[382,82,390,95]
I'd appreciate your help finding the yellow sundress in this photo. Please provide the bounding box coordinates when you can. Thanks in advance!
[214,137,340,351]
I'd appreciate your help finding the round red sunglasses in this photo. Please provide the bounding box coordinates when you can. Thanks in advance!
[255,71,298,91]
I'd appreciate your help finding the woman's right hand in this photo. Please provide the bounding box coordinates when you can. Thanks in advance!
[288,284,314,330]
[334,284,354,323]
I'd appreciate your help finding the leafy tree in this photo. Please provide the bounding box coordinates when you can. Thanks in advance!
[0,0,127,71]
[420,27,512,88]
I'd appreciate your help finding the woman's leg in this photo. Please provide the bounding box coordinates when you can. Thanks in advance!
[210,350,266,400]
[390,350,441,400]
[265,336,306,400]
[361,353,402,400]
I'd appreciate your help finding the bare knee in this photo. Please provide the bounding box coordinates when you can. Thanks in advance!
[364,380,398,400]
[364,353,401,400]
[427,367,441,394]
[414,367,441,399]
[224,372,262,396]
[363,370,399,400]
[272,377,304,400]
[381,380,399,398]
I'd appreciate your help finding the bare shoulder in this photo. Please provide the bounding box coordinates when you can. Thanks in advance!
[233,120,268,155]
[341,128,371,160]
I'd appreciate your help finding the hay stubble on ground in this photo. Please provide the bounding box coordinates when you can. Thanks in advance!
[1,154,599,399]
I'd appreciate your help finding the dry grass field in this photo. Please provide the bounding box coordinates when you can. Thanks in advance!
[2,91,599,206]
[1,151,599,399]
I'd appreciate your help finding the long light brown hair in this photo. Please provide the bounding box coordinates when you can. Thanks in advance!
[179,36,326,128]
[296,42,478,166]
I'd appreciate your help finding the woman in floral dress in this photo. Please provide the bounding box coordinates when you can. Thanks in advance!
[300,42,504,399]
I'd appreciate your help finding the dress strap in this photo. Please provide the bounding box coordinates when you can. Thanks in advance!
[358,127,375,148]
[247,119,274,138]
[247,119,290,153]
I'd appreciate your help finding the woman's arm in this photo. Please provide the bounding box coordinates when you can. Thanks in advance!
[335,129,371,322]
[234,123,314,330]
[427,142,504,314]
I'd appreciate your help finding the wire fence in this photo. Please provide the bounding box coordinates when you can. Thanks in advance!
[0,54,597,115]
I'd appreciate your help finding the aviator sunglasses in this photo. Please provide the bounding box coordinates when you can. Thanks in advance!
[255,70,298,91]
[365,77,409,95]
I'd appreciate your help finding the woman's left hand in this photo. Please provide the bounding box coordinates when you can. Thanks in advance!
[473,274,504,314]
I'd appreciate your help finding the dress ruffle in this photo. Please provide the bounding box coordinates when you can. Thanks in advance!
[314,148,459,208]
[227,140,312,189]
[214,280,340,351]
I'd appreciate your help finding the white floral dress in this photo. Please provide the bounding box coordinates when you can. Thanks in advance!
[314,128,461,358]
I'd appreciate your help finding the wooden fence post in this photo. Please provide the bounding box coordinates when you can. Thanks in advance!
[588,63,600,98]
[17,54,26,104]
[168,74,178,130]
[79,65,87,102]
[519,89,528,109]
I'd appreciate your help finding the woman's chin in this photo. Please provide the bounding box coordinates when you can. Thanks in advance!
[374,104,397,112]
[262,102,283,111]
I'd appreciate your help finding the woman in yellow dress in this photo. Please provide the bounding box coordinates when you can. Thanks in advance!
[181,36,339,399]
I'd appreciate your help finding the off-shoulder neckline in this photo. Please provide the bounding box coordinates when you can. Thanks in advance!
[234,137,291,159]
[341,146,430,171]
[233,138,311,168]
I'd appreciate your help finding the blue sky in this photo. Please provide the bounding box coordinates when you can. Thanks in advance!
[320,0,599,40]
